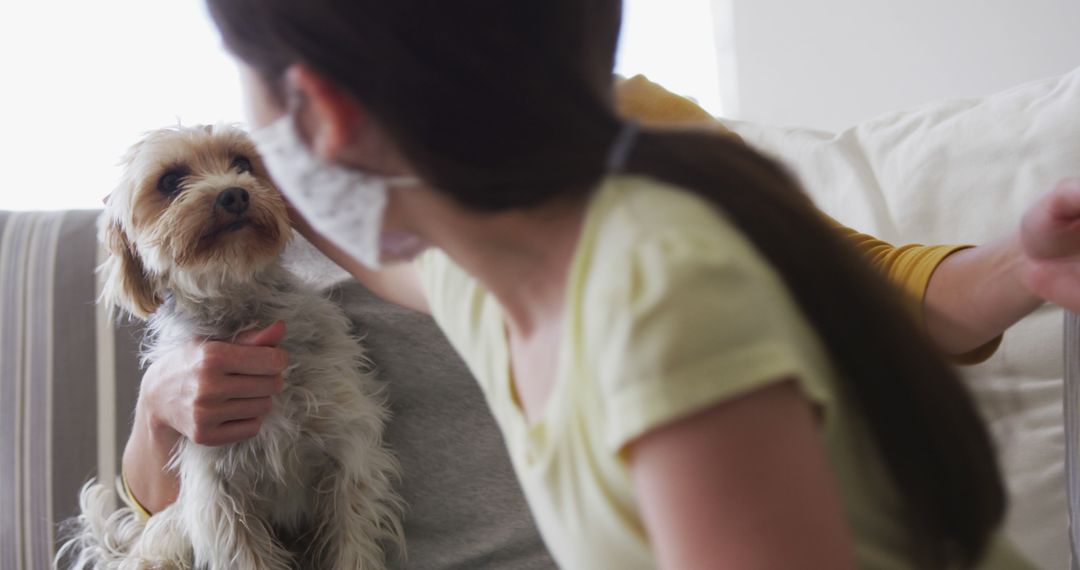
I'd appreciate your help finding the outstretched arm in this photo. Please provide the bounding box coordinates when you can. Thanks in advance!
[612,76,1067,363]
[865,178,1080,359]
[923,233,1040,357]
[834,224,1036,362]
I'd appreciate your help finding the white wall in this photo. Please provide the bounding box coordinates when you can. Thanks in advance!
[618,0,725,115]
[720,0,1080,131]
[0,3,243,211]
[0,0,721,211]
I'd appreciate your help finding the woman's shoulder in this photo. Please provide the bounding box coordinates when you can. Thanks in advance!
[595,175,760,245]
[575,176,837,453]
[583,175,782,296]
[579,175,832,375]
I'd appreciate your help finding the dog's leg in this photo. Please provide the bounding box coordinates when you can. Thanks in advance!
[56,479,149,570]
[310,451,404,570]
[121,504,191,570]
[180,450,294,570]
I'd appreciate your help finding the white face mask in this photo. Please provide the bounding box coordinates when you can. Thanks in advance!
[250,114,428,269]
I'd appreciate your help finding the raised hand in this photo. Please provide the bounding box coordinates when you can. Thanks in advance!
[1020,178,1080,311]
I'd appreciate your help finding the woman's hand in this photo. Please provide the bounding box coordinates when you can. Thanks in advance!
[142,321,288,446]
[1020,178,1080,311]
[121,321,289,514]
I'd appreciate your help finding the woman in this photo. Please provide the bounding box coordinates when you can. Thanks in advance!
[124,0,1080,567]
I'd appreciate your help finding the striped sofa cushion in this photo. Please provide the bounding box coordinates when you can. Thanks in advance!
[0,210,143,570]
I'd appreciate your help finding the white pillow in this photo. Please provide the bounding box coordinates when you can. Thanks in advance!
[724,67,1080,569]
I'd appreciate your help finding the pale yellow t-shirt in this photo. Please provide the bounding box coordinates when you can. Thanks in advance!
[415,175,1028,569]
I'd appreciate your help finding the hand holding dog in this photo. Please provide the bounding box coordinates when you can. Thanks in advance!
[141,321,289,448]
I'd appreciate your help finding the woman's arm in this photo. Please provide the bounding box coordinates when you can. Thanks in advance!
[612,76,1080,362]
[290,207,429,314]
[629,381,857,570]
[826,223,1030,360]
[922,177,1080,355]
[829,179,1080,359]
[122,322,289,514]
[923,233,1040,356]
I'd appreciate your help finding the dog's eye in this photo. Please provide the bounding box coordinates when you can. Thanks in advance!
[157,170,186,196]
[232,155,253,174]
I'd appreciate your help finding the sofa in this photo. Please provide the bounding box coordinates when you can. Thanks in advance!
[4,66,1079,569]
[0,210,556,570]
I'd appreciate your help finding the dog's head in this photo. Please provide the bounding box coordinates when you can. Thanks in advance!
[100,124,291,319]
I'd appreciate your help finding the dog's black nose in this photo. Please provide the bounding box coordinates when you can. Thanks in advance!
[216,187,250,215]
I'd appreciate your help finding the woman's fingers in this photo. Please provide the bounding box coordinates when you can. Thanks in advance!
[1019,179,1080,310]
[1022,178,1080,259]
[214,375,286,400]
[193,417,265,447]
[234,320,287,347]
[1022,258,1080,312]
[201,342,288,377]
[218,418,265,442]
[190,396,275,446]
[147,330,290,447]
[1046,178,1080,222]
[212,396,276,424]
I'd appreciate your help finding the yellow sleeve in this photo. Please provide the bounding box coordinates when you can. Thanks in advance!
[593,227,832,453]
[121,469,152,520]
[830,223,968,314]
[829,223,1002,365]
[614,74,742,140]
[612,76,1001,365]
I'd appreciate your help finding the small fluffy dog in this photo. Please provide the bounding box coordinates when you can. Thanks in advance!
[58,125,403,569]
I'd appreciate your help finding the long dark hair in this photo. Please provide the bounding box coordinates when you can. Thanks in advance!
[207,1,1005,566]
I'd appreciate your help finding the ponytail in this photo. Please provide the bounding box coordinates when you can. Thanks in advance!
[622,126,1005,568]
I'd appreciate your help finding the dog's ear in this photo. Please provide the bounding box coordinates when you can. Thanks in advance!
[98,217,161,319]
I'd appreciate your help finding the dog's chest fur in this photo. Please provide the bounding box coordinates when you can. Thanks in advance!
[145,264,387,546]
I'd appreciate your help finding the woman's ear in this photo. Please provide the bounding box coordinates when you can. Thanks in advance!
[285,63,367,159]
[98,216,161,320]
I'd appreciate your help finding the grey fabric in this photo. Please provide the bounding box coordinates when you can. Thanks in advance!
[0,209,554,570]
[2,212,74,570]
[335,282,555,570]
[112,318,144,466]
[0,211,21,570]
[46,209,146,551]
[50,211,103,536]
[27,212,67,570]
[1066,311,1079,569]
[0,210,18,570]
